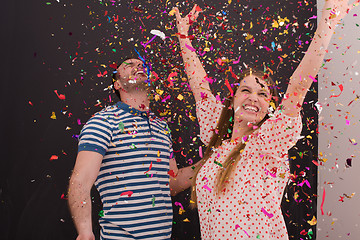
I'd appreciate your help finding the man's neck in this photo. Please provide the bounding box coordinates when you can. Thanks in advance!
[120,91,150,112]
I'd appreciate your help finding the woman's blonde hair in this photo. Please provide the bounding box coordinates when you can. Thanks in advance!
[190,68,279,208]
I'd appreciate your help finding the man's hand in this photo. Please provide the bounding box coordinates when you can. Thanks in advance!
[76,232,95,240]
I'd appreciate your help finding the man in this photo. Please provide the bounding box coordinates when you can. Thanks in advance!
[68,58,197,240]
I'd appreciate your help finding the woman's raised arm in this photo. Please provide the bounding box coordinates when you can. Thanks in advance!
[173,5,213,103]
[281,0,359,117]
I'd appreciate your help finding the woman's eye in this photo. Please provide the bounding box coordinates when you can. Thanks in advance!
[259,92,268,97]
[241,89,250,93]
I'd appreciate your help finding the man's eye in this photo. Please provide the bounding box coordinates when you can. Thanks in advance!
[259,92,268,97]
[241,89,250,93]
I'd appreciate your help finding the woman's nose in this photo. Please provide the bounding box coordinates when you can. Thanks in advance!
[248,92,258,102]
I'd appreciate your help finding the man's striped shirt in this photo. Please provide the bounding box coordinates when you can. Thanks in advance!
[78,101,173,240]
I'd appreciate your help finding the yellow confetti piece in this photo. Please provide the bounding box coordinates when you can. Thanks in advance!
[157,150,160,157]
[183,218,190,222]
[179,208,185,215]
[307,216,317,226]
[272,20,279,28]
[50,112,56,119]
[177,94,184,100]
[319,158,328,163]
[245,33,254,40]
[169,8,176,16]
[270,101,276,110]
[156,89,164,95]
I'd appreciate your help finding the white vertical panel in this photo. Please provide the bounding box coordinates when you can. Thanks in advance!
[318,0,360,239]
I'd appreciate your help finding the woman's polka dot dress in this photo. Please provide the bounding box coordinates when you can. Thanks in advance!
[195,95,302,240]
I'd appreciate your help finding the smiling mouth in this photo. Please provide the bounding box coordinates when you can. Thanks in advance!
[135,70,146,76]
[243,105,259,113]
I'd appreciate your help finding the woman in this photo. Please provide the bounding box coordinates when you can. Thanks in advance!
[173,1,358,239]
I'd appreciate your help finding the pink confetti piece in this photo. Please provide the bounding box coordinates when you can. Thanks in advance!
[205,77,214,84]
[198,51,206,56]
[309,15,317,19]
[298,179,311,188]
[321,188,326,215]
[202,184,212,192]
[185,44,196,52]
[161,95,171,102]
[235,224,240,229]
[243,230,250,237]
[215,95,221,101]
[141,35,157,48]
[261,207,274,218]
[264,168,276,178]
[309,75,317,82]
[77,119,81,125]
[175,202,184,209]
[199,146,203,158]
[120,191,133,197]
[232,55,241,64]
[346,120,350,125]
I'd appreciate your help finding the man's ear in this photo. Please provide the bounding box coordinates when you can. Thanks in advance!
[114,80,122,91]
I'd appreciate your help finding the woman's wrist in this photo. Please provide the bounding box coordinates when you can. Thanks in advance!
[176,32,194,40]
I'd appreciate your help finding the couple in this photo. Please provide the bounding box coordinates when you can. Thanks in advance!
[68,1,358,239]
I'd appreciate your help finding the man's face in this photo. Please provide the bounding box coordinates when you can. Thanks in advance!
[116,58,148,92]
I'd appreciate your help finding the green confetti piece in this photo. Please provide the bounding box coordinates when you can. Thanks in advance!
[98,210,104,217]
[214,160,223,167]
[152,195,155,207]
[118,122,124,132]
[256,234,261,239]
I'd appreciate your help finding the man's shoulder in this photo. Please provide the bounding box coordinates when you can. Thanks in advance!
[93,103,127,118]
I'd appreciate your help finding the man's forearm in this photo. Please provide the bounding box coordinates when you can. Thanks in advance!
[68,177,93,235]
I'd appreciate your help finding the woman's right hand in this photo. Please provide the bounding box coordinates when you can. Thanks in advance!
[172,4,202,36]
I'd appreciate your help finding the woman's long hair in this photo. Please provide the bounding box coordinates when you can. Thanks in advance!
[190,68,279,208]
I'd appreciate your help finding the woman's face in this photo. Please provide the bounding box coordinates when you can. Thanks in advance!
[233,74,272,125]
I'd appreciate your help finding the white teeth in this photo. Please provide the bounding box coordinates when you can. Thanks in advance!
[244,105,259,112]
[135,70,145,75]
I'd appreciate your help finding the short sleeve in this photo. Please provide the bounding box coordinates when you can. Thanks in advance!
[78,115,113,156]
[256,109,302,157]
[195,95,223,146]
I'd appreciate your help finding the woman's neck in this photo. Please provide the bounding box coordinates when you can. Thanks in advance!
[230,120,252,143]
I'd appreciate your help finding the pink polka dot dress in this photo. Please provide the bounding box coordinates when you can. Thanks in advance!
[195,95,302,240]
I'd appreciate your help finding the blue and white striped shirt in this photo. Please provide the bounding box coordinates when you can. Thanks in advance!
[78,101,173,240]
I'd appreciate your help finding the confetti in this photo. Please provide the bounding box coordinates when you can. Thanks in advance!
[120,191,133,197]
[49,155,58,161]
[261,207,274,218]
[329,84,344,98]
